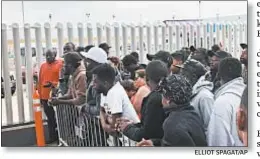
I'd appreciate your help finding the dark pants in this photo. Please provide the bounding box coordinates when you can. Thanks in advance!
[41,99,58,142]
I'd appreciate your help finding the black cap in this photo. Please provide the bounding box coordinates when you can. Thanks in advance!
[240,43,248,49]
[99,43,111,49]
[182,59,207,78]
[147,50,172,63]
[211,51,232,59]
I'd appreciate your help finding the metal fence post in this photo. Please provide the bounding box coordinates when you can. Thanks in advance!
[67,22,73,43]
[12,23,25,124]
[168,24,173,52]
[114,22,120,57]
[154,23,159,53]
[122,23,128,56]
[97,23,103,45]
[131,23,136,52]
[203,23,207,49]
[221,24,225,50]
[182,23,187,47]
[105,23,112,48]
[233,23,238,58]
[196,23,201,48]
[239,23,243,54]
[161,24,166,50]
[56,23,64,57]
[139,23,144,63]
[216,23,220,45]
[44,23,52,50]
[146,23,152,55]
[227,23,232,53]
[175,24,180,50]
[189,23,194,47]
[24,23,34,122]
[34,23,44,68]
[87,23,93,45]
[2,24,13,125]
[78,23,84,47]
[209,23,213,48]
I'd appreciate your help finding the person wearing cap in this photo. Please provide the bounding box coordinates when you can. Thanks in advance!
[117,60,168,142]
[240,43,248,84]
[122,54,140,80]
[207,57,246,146]
[137,74,207,147]
[206,50,232,92]
[180,59,214,135]
[79,47,108,115]
[146,50,173,74]
[99,42,111,55]
[170,50,185,74]
[50,52,86,106]
[190,48,210,70]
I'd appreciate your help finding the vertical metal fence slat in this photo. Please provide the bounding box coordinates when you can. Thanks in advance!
[131,23,136,52]
[153,24,158,53]
[12,23,25,124]
[114,22,120,57]
[67,22,74,43]
[56,23,64,58]
[97,23,103,46]
[78,23,84,47]
[139,23,144,64]
[2,24,13,125]
[87,23,93,46]
[122,23,127,56]
[24,23,34,122]
[44,23,52,50]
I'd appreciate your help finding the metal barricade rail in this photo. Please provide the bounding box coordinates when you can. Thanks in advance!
[53,104,137,147]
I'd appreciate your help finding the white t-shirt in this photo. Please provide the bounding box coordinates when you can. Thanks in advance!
[100,82,140,146]
[100,82,140,123]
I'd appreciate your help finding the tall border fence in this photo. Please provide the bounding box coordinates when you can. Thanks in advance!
[1,21,247,127]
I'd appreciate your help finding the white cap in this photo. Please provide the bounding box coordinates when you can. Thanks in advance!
[80,47,108,63]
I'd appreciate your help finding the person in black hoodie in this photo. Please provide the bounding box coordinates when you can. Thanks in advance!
[116,60,168,142]
[137,74,207,147]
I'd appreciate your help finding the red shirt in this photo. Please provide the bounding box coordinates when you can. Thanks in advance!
[38,60,63,100]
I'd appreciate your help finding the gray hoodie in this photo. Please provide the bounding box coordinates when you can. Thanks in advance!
[191,76,214,135]
[207,77,246,146]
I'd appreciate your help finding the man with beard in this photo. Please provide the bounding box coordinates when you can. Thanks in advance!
[206,50,231,92]
[240,43,248,84]
[146,51,173,75]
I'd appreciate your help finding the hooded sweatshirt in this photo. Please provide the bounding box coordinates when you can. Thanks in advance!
[191,76,214,135]
[207,77,246,146]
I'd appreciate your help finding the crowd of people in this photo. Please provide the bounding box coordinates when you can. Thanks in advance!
[37,41,248,147]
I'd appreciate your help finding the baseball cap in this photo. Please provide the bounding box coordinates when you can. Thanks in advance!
[240,43,248,49]
[80,47,108,64]
[147,51,172,66]
[211,50,232,59]
[99,43,111,49]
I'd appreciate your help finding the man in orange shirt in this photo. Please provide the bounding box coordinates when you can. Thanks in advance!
[38,49,63,143]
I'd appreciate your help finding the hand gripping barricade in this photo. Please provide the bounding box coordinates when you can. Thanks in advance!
[53,103,138,147]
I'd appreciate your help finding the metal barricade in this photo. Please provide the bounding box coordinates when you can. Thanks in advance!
[53,104,137,147]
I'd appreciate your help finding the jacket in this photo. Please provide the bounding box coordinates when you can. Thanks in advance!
[191,75,214,134]
[207,77,246,146]
[152,104,207,147]
[66,62,87,106]
[86,82,101,116]
[38,59,63,100]
[123,91,166,142]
